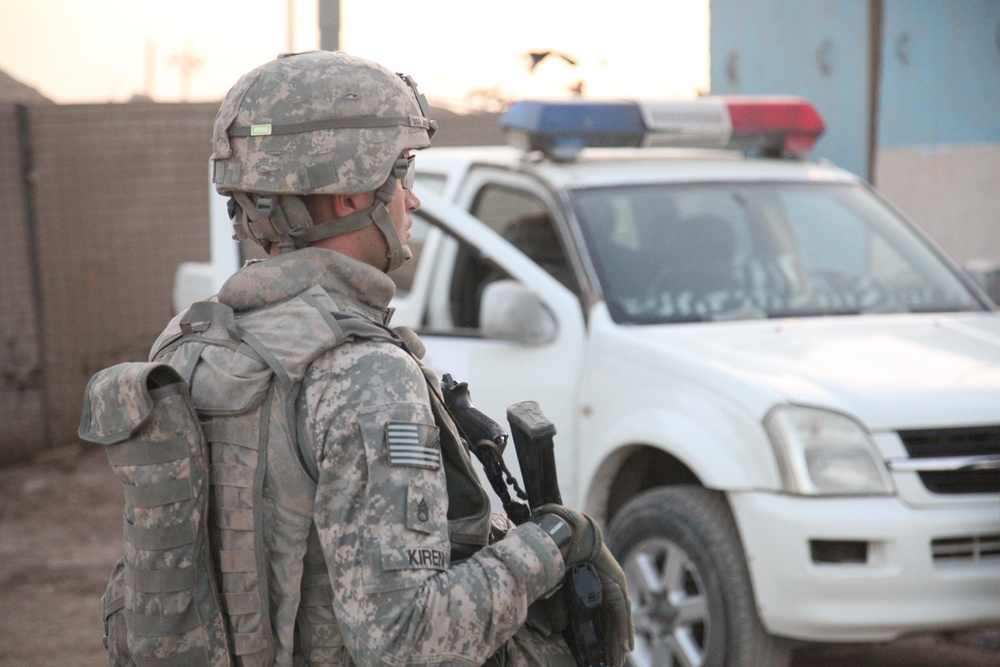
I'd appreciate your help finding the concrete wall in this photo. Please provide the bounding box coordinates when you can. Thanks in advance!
[709,0,1000,264]
[875,144,1000,264]
[709,0,873,177]
[0,105,46,460]
[873,0,1000,264]
[0,103,217,461]
[878,0,1000,148]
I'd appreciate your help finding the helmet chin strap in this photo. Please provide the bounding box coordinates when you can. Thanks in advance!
[369,175,412,272]
[231,174,411,271]
[292,173,410,271]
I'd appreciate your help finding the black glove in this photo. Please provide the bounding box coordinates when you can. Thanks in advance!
[534,504,635,667]
[533,503,602,566]
[590,544,634,667]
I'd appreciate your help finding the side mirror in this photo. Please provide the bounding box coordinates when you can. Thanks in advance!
[480,280,558,345]
[962,259,1000,305]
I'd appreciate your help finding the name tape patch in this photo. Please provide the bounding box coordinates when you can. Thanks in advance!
[381,544,450,572]
[406,547,448,569]
[386,422,440,469]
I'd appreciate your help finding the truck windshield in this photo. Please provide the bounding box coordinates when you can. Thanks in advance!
[571,182,985,324]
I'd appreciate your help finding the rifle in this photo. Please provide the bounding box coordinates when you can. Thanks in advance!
[441,375,607,667]
[440,374,531,525]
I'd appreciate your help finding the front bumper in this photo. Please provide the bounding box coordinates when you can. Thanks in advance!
[729,491,1000,642]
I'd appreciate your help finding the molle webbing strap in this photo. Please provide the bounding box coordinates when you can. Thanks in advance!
[234,632,269,657]
[217,549,257,572]
[210,462,255,488]
[236,329,293,389]
[175,300,293,392]
[104,436,187,466]
[297,290,403,347]
[222,591,262,616]
[202,380,275,663]
[180,301,241,341]
[134,649,209,667]
[124,521,194,551]
[127,566,196,594]
[201,418,256,448]
[124,478,192,507]
[213,507,254,531]
[125,605,203,637]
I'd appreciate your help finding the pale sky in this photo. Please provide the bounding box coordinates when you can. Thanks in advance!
[0,0,709,110]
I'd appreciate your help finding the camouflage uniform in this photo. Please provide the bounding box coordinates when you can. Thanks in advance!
[211,247,576,666]
[89,49,628,667]
[149,49,601,666]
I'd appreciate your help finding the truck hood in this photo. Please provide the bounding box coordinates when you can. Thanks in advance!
[634,313,1000,431]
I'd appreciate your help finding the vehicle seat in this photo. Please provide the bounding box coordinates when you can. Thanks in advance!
[576,200,644,301]
[461,215,574,330]
[500,214,575,290]
[661,215,741,314]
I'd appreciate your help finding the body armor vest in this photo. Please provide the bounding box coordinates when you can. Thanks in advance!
[82,284,491,667]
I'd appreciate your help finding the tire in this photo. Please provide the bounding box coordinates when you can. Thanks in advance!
[607,486,791,667]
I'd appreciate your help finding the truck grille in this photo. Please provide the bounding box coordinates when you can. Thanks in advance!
[932,534,1000,564]
[896,425,1000,494]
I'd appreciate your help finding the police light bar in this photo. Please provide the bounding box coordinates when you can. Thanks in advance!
[502,96,825,160]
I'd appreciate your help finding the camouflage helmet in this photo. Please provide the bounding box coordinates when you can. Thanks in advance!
[211,50,434,196]
[210,51,436,266]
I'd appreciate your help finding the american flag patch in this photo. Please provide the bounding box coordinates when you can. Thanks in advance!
[386,422,440,469]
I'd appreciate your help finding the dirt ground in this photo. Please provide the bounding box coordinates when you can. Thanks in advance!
[0,443,120,667]
[1,443,998,667]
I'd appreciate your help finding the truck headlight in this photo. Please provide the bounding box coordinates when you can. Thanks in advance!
[764,405,893,495]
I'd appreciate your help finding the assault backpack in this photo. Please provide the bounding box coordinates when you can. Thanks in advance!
[80,294,403,667]
[80,362,230,666]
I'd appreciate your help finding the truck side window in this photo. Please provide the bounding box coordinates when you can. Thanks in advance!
[498,214,576,290]
[446,185,576,328]
[470,185,548,235]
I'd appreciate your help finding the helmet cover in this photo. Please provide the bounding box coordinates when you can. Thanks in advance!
[211,51,433,196]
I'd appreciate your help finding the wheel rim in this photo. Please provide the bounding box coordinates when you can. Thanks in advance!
[623,536,712,667]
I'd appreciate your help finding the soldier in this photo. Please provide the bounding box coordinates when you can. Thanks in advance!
[166,51,631,666]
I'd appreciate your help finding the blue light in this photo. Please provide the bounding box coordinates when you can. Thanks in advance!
[501,100,646,160]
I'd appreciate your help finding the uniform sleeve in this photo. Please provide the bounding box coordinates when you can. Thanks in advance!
[298,339,566,666]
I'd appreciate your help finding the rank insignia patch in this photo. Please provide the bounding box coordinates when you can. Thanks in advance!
[386,422,440,469]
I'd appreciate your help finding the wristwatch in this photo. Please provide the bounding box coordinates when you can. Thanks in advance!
[531,513,573,557]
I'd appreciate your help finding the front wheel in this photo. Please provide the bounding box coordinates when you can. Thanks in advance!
[607,486,791,667]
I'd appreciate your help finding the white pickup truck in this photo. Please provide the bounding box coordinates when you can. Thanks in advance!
[175,97,1000,666]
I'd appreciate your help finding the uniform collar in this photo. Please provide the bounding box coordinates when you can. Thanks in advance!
[217,247,396,319]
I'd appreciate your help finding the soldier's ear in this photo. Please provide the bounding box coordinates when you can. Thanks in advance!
[332,192,375,218]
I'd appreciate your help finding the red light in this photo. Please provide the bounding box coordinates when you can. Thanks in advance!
[720,97,825,158]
